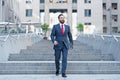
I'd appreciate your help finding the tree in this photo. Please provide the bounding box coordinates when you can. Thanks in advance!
[41,23,49,39]
[76,23,84,32]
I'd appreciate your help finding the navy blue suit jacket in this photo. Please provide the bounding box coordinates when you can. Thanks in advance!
[50,24,73,49]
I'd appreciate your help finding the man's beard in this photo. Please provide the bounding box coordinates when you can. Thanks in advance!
[60,20,65,24]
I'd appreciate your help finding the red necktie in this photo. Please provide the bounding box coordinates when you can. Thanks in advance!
[61,24,64,35]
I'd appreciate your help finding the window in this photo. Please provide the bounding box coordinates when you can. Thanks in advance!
[56,0,67,3]
[72,0,77,3]
[2,1,5,6]
[103,15,106,22]
[103,3,106,10]
[72,10,77,13]
[85,0,91,3]
[112,3,117,10]
[103,27,107,33]
[40,10,44,12]
[84,23,91,25]
[112,27,118,33]
[112,15,118,22]
[26,9,32,17]
[49,9,67,13]
[85,9,91,17]
[26,0,32,3]
[40,0,44,3]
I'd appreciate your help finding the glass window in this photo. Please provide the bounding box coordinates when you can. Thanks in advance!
[112,3,117,10]
[72,10,77,13]
[112,27,118,33]
[85,0,91,3]
[103,27,107,33]
[26,0,32,3]
[103,15,106,22]
[112,15,118,22]
[40,10,44,12]
[26,9,32,17]
[56,0,67,3]
[103,3,106,10]
[40,0,44,3]
[85,9,91,17]
[84,23,91,25]
[2,1,5,6]
[72,0,77,3]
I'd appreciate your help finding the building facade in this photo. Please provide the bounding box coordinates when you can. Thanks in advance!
[103,0,120,34]
[0,0,19,23]
[18,0,40,23]
[39,0,103,38]
[1,0,120,35]
[77,0,103,34]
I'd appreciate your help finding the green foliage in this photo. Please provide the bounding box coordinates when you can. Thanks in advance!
[28,31,33,33]
[76,23,84,32]
[1,29,8,33]
[41,23,49,32]
[10,29,17,33]
[19,30,26,33]
[41,23,49,37]
[1,27,8,33]
[117,31,120,33]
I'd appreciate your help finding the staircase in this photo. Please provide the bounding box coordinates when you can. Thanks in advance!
[0,40,120,74]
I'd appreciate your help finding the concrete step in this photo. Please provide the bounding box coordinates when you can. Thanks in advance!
[32,40,84,46]
[20,49,100,54]
[26,47,94,51]
[29,40,93,49]
[0,61,120,74]
[8,54,114,61]
[27,44,93,49]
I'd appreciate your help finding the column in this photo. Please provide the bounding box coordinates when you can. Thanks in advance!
[107,0,112,34]
[67,0,72,29]
[44,0,49,24]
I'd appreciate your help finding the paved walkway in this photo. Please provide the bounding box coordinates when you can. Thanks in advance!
[0,74,120,80]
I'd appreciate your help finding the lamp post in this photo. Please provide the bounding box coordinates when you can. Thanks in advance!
[107,7,112,35]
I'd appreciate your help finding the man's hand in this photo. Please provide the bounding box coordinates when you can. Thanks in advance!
[70,43,73,49]
[54,41,58,45]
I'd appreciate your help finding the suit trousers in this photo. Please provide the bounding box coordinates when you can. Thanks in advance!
[54,42,68,74]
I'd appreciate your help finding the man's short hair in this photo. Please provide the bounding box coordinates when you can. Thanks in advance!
[58,14,64,19]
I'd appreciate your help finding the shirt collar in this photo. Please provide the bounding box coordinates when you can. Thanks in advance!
[60,23,64,27]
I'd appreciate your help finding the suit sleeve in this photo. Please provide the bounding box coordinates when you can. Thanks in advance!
[68,26,73,45]
[50,25,56,43]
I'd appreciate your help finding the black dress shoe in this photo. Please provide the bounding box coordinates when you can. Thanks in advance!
[62,73,67,78]
[56,71,59,76]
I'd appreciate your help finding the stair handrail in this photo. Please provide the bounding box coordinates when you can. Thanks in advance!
[0,34,9,42]
[0,33,25,43]
[90,34,120,42]
[112,35,119,42]
[0,34,21,42]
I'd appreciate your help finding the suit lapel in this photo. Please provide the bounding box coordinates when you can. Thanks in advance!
[57,24,62,34]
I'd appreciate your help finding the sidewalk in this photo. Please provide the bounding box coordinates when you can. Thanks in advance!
[0,74,120,80]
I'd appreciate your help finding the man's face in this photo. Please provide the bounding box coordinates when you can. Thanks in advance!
[58,15,65,24]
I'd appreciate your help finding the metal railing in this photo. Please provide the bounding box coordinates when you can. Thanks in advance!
[0,33,42,61]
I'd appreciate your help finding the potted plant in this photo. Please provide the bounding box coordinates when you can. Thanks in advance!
[10,29,17,33]
[76,23,84,36]
[76,23,84,32]
[41,23,49,39]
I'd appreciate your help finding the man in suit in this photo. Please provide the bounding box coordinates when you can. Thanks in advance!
[50,14,73,78]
